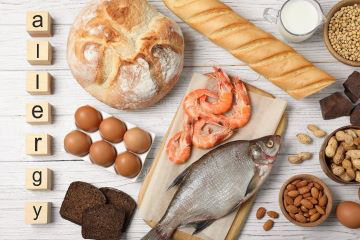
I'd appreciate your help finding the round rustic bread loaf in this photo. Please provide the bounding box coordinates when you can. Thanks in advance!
[67,0,184,109]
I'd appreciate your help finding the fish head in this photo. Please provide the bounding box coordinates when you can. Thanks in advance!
[249,135,282,165]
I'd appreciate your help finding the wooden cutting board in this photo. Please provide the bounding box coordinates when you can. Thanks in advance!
[138,73,287,240]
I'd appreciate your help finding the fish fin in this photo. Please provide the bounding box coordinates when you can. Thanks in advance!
[245,171,260,196]
[188,219,216,235]
[167,167,191,190]
[141,224,174,240]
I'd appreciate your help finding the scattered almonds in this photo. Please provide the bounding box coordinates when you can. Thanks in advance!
[263,219,274,231]
[267,211,279,219]
[256,207,266,220]
[297,133,313,145]
[307,124,327,138]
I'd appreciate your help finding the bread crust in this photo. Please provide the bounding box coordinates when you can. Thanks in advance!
[67,0,184,109]
[163,0,335,100]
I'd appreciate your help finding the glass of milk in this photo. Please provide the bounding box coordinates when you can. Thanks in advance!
[263,0,325,42]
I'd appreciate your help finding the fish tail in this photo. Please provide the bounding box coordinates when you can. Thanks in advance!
[141,223,175,240]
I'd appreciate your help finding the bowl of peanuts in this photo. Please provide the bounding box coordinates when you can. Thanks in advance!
[323,0,360,67]
[320,125,360,184]
[279,174,333,227]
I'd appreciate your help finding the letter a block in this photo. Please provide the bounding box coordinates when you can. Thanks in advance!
[26,134,52,156]
[26,11,52,37]
[26,72,52,95]
[26,102,52,124]
[25,202,51,224]
[27,41,52,65]
[25,168,52,190]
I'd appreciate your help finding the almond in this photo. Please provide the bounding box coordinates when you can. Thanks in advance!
[299,186,310,194]
[263,219,274,231]
[314,182,323,191]
[308,208,317,215]
[310,212,321,222]
[295,213,307,223]
[296,180,308,188]
[311,187,319,199]
[319,195,328,207]
[301,199,313,209]
[256,207,266,219]
[303,193,311,198]
[303,212,309,217]
[286,184,296,191]
[315,205,325,215]
[307,197,318,205]
[267,211,279,219]
[284,196,294,206]
[307,182,314,188]
[294,195,303,207]
[289,212,296,219]
[286,205,299,214]
[288,190,300,198]
[291,179,301,185]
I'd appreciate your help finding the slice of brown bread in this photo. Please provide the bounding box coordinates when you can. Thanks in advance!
[99,187,137,232]
[60,181,106,225]
[82,204,125,240]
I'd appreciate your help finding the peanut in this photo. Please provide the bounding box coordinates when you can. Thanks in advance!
[354,137,360,146]
[288,152,312,164]
[355,171,360,182]
[307,124,327,138]
[341,142,356,151]
[346,150,360,159]
[332,165,345,176]
[342,159,353,169]
[345,129,358,138]
[352,158,360,170]
[333,145,345,164]
[325,136,338,158]
[336,131,353,145]
[346,168,356,180]
[297,133,312,144]
[339,172,352,182]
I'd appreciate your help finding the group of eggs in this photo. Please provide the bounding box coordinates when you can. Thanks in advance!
[64,106,152,178]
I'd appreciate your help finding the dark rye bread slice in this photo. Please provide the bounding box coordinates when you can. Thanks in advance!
[60,181,106,225]
[82,204,125,240]
[99,187,137,232]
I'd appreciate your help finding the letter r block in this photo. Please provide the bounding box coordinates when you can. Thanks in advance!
[25,202,51,224]
[26,134,52,156]
[25,168,52,190]
[26,11,52,37]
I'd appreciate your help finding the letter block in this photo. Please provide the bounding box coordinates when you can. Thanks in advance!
[25,202,51,224]
[26,72,52,95]
[26,102,52,124]
[26,11,52,37]
[27,41,52,65]
[26,134,52,156]
[25,168,52,190]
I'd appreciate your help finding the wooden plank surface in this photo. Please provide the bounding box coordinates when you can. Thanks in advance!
[0,0,359,239]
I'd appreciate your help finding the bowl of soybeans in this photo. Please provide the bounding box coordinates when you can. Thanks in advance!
[279,174,333,227]
[323,0,360,67]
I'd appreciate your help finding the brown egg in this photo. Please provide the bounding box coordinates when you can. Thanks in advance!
[75,105,102,132]
[115,151,142,178]
[336,201,360,229]
[89,140,117,167]
[99,117,127,143]
[64,130,92,157]
[124,127,152,154]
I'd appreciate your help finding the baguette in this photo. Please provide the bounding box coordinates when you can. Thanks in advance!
[163,0,335,99]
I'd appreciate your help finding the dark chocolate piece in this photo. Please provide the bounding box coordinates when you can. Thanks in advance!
[82,204,125,240]
[319,92,353,120]
[100,187,137,232]
[343,71,360,103]
[60,181,106,225]
[351,104,360,126]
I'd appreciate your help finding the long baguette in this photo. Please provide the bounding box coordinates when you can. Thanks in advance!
[163,0,335,99]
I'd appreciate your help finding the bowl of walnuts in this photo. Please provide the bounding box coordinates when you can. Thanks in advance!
[323,0,360,67]
[320,125,360,184]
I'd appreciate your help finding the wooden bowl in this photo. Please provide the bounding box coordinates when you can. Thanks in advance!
[279,174,333,227]
[323,0,360,67]
[319,125,360,185]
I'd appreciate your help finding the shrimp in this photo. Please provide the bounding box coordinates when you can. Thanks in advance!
[220,78,251,129]
[183,89,216,120]
[200,67,234,114]
[166,121,193,164]
[192,118,233,149]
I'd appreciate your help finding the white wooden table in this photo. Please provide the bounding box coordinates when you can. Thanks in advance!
[0,0,359,239]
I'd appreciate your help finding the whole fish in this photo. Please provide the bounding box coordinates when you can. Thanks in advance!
[142,135,281,240]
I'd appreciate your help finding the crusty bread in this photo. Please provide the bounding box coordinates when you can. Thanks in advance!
[163,0,335,100]
[67,0,184,109]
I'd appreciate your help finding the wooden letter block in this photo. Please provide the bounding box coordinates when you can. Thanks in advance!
[26,11,52,37]
[25,202,51,224]
[26,134,52,156]
[25,168,52,190]
[27,41,52,65]
[26,72,52,95]
[26,103,52,124]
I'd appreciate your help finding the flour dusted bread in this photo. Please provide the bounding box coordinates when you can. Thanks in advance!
[163,0,335,100]
[67,0,184,109]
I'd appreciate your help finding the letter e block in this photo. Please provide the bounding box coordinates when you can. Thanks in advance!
[25,202,51,224]
[26,72,52,95]
[27,41,52,65]
[26,103,52,124]
[26,134,52,156]
[26,11,52,37]
[25,168,52,190]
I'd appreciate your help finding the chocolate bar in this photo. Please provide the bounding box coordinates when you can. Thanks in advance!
[320,92,353,120]
[343,71,360,103]
[351,104,360,126]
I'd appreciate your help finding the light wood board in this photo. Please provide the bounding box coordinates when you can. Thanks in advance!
[138,81,287,240]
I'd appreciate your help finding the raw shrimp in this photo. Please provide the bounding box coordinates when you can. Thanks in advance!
[192,118,233,149]
[200,67,233,114]
[166,121,193,164]
[221,78,251,129]
[183,89,215,120]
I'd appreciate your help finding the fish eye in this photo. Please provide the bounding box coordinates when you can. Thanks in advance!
[266,140,274,148]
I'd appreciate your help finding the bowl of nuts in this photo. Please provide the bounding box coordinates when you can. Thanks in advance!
[279,174,333,227]
[323,0,360,67]
[320,125,360,184]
